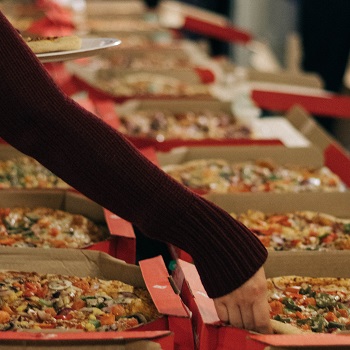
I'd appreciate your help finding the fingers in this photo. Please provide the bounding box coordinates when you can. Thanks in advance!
[252,298,273,334]
[215,300,229,324]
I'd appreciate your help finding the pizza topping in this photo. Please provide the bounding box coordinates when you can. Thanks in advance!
[118,109,252,141]
[163,159,346,194]
[0,157,69,189]
[268,276,350,333]
[0,271,160,332]
[0,207,108,249]
[232,210,350,251]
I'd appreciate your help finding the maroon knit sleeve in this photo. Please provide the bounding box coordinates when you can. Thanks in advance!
[0,11,267,298]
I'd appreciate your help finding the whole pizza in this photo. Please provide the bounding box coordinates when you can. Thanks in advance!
[231,210,350,251]
[119,109,252,141]
[0,156,69,189]
[0,207,107,248]
[268,276,350,334]
[0,270,160,332]
[162,159,345,194]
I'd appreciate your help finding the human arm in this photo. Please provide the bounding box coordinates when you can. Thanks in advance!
[0,11,271,333]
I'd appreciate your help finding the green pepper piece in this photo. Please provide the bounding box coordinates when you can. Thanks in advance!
[273,314,291,323]
[328,321,345,330]
[88,319,101,329]
[39,298,53,307]
[315,293,337,308]
[282,297,302,311]
[344,223,350,234]
[311,315,328,333]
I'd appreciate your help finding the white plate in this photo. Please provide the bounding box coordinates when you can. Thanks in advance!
[37,37,121,63]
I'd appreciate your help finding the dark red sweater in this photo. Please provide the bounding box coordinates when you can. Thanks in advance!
[0,11,267,298]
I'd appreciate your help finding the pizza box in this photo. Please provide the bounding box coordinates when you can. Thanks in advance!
[92,98,282,151]
[170,191,350,263]
[281,106,350,188]
[0,248,193,350]
[173,253,350,350]
[84,0,147,17]
[0,189,136,264]
[155,144,350,188]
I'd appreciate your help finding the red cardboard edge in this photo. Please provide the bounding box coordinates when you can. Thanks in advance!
[103,208,135,239]
[0,330,171,342]
[139,256,190,318]
[176,259,220,325]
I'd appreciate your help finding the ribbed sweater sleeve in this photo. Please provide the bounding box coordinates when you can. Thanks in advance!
[0,11,267,298]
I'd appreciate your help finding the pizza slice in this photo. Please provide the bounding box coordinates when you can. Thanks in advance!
[22,34,82,54]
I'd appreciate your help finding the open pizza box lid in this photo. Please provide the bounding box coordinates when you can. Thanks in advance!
[0,249,191,349]
[173,250,350,350]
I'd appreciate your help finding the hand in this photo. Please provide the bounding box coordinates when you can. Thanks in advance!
[213,266,273,334]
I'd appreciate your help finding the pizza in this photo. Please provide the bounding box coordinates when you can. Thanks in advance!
[94,72,211,98]
[22,34,81,54]
[0,270,160,332]
[231,210,350,251]
[0,207,108,249]
[162,159,346,194]
[119,109,252,141]
[0,156,69,189]
[268,276,350,334]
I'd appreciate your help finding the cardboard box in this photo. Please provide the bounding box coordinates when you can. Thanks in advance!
[0,249,193,350]
[156,144,350,187]
[156,145,350,262]
[174,253,350,350]
[171,191,350,263]
[0,189,136,264]
[109,99,282,151]
[0,144,138,262]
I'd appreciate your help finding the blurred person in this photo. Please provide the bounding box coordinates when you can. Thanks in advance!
[299,0,350,134]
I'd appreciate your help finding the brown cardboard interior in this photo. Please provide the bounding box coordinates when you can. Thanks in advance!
[285,105,339,152]
[116,99,233,115]
[204,191,350,218]
[0,144,26,160]
[204,191,350,277]
[0,190,105,223]
[157,145,324,168]
[0,247,144,286]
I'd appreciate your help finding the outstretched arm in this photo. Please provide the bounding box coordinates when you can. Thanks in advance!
[0,11,272,333]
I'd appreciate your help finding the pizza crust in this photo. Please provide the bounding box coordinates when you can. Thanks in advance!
[271,319,308,334]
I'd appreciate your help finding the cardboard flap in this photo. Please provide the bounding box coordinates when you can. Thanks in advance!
[249,333,350,347]
[104,209,135,238]
[176,260,220,325]
[157,145,325,168]
[0,330,171,342]
[0,247,144,286]
[139,256,189,317]
[252,89,350,118]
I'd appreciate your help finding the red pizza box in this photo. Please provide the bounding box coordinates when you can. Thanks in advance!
[156,144,348,188]
[0,189,136,264]
[0,249,193,350]
[67,61,219,104]
[158,0,252,45]
[284,105,350,187]
[89,98,283,151]
[251,87,350,119]
[173,252,350,350]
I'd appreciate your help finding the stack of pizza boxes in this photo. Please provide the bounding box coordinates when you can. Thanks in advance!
[153,110,350,349]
